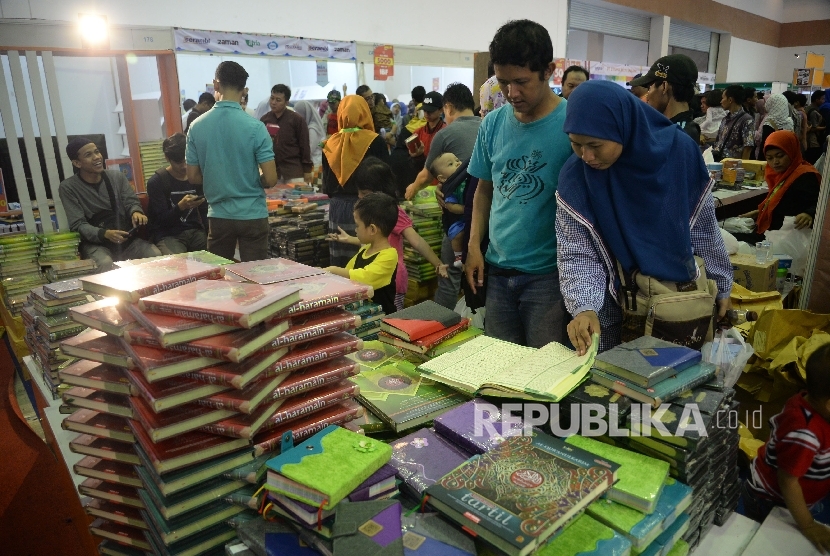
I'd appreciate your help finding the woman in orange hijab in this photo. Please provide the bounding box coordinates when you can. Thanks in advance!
[738,130,820,244]
[322,95,390,265]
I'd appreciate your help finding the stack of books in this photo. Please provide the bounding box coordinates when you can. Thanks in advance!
[138,141,165,186]
[112,250,234,269]
[262,425,394,544]
[344,300,384,341]
[402,200,442,289]
[37,231,82,265]
[378,300,473,357]
[0,234,45,315]
[267,211,330,267]
[42,259,97,282]
[22,279,98,398]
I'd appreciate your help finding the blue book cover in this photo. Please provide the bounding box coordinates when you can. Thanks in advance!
[639,513,690,556]
[265,532,319,555]
[590,363,716,408]
[594,337,702,387]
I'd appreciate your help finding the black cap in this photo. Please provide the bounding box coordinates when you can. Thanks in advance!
[629,54,698,88]
[627,73,642,87]
[421,91,444,112]
[66,137,95,160]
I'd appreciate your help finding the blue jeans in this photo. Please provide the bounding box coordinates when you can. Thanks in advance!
[434,234,463,309]
[484,270,565,348]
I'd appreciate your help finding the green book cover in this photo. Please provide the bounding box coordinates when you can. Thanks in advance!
[264,425,392,510]
[536,514,632,556]
[140,495,243,544]
[134,445,254,497]
[349,360,468,433]
[566,435,670,514]
[138,471,247,520]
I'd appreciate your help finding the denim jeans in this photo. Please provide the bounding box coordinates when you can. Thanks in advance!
[484,269,565,347]
[434,234,463,309]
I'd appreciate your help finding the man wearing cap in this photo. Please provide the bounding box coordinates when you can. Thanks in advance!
[627,74,648,101]
[408,91,447,174]
[59,138,161,272]
[325,90,342,136]
[630,54,702,145]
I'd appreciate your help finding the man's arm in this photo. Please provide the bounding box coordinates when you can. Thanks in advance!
[465,179,493,293]
[405,167,434,200]
[187,164,204,185]
[260,160,278,189]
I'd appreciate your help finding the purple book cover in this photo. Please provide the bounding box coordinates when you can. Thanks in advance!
[389,428,469,496]
[432,398,523,455]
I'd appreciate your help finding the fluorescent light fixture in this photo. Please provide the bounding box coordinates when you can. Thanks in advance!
[79,13,108,44]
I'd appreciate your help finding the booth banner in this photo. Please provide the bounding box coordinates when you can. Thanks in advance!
[316,61,329,87]
[698,72,716,85]
[552,59,589,86]
[373,45,394,81]
[174,28,356,60]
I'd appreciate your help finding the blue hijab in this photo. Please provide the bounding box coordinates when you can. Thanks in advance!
[819,88,830,113]
[558,80,710,282]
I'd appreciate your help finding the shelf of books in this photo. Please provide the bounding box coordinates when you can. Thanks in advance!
[9,248,752,556]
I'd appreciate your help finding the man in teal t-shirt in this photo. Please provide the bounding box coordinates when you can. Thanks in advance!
[186,61,278,262]
[467,19,573,348]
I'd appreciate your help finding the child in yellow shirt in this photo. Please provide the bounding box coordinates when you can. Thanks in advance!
[325,192,399,314]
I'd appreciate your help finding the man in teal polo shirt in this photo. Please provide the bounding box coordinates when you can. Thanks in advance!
[186,61,278,261]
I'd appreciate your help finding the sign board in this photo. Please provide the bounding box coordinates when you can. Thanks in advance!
[373,45,394,81]
[316,61,328,87]
[813,70,825,87]
[794,68,812,86]
[805,52,825,70]
[174,28,356,60]
[432,77,440,91]
[552,59,590,86]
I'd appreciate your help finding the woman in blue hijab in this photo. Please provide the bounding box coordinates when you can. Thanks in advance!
[556,80,733,353]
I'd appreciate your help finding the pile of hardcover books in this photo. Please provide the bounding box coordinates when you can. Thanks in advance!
[42,259,97,282]
[0,234,45,315]
[268,210,330,267]
[402,201,442,285]
[37,231,82,265]
[112,250,234,269]
[378,300,476,358]
[21,278,97,399]
[56,256,374,555]
[344,300,384,341]
[584,336,741,552]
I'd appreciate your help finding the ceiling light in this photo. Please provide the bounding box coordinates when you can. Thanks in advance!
[79,14,108,44]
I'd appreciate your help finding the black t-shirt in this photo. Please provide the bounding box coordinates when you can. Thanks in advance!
[768,172,820,231]
[670,110,702,146]
[145,169,206,243]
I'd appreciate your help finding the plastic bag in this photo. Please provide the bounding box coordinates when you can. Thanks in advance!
[702,327,754,388]
[764,215,812,276]
[454,296,485,329]
[722,217,756,235]
[720,227,740,255]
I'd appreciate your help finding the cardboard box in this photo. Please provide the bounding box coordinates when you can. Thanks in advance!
[730,254,778,292]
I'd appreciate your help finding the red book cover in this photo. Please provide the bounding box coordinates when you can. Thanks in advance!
[83,499,146,529]
[58,360,131,395]
[196,374,287,414]
[60,329,135,369]
[124,368,230,413]
[129,394,237,443]
[62,409,134,442]
[198,398,281,439]
[69,434,139,464]
[183,349,288,390]
[62,387,133,418]
[224,257,324,285]
[271,274,373,319]
[119,339,221,382]
[252,400,364,457]
[128,420,250,474]
[88,518,151,549]
[74,455,142,487]
[258,380,360,434]
[378,318,471,353]
[124,303,237,347]
[265,309,358,350]
[264,357,359,402]
[125,319,290,363]
[79,479,144,508]
[137,280,301,328]
[263,333,363,377]
[80,258,224,303]
[381,300,463,342]
[69,297,137,336]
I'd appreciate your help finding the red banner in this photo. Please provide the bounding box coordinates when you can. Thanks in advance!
[373,45,394,81]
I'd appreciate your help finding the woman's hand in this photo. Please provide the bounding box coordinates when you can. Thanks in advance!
[794,213,813,229]
[436,264,449,279]
[567,311,601,356]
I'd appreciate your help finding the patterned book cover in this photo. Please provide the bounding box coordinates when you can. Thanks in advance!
[265,309,359,350]
[119,339,221,382]
[60,329,134,368]
[425,433,619,556]
[123,303,236,347]
[68,434,140,465]
[80,258,224,302]
[138,280,301,328]
[183,349,288,390]
[389,428,470,497]
[62,386,133,418]
[350,360,467,433]
[224,257,324,285]
[272,274,373,319]
[69,297,137,337]
[124,367,230,412]
[264,333,363,377]
[62,409,134,442]
[58,359,131,394]
[125,319,290,363]
[129,394,238,442]
[256,380,360,436]
[253,401,364,457]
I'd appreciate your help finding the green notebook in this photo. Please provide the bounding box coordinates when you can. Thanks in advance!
[349,360,468,433]
[536,514,632,556]
[264,425,392,510]
[566,435,669,514]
